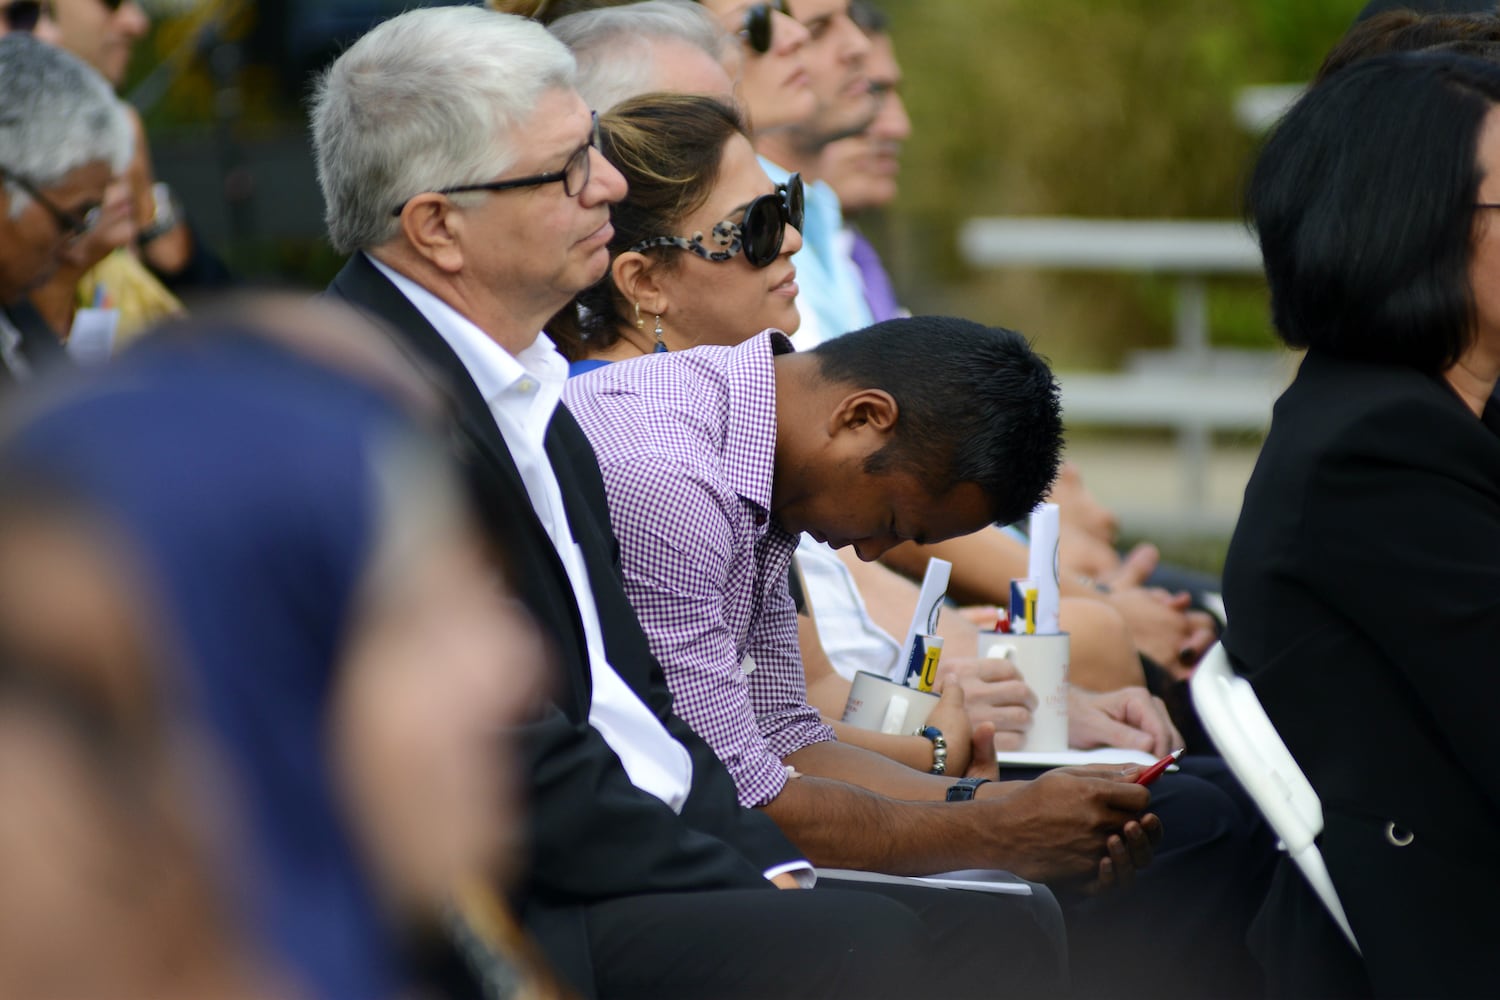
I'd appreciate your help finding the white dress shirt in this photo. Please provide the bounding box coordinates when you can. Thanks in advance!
[371,257,694,812]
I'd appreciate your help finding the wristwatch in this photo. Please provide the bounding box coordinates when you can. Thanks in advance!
[138,182,179,246]
[915,725,947,775]
[945,777,992,802]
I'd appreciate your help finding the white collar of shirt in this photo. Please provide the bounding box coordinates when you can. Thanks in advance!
[368,255,567,448]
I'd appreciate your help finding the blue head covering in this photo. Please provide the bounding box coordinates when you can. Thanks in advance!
[1,331,419,1000]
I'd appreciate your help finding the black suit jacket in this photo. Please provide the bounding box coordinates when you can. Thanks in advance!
[1223,349,1500,995]
[326,254,800,990]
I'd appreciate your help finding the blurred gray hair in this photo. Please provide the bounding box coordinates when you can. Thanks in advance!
[311,6,577,254]
[550,0,731,111]
[0,35,131,219]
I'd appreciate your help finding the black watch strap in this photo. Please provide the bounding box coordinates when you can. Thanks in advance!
[945,776,991,802]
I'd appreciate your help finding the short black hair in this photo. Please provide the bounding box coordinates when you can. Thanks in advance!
[1248,51,1500,372]
[809,316,1062,527]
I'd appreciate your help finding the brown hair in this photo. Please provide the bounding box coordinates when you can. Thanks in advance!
[546,94,748,360]
[1317,9,1500,83]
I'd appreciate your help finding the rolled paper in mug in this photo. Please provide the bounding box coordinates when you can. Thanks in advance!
[976,631,1070,751]
[901,633,944,692]
[842,671,942,734]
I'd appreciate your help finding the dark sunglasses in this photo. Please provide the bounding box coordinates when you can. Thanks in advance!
[628,173,804,269]
[739,0,790,55]
[1,1,47,32]
[391,111,599,217]
[0,166,103,241]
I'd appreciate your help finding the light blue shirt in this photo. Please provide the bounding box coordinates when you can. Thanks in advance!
[760,156,874,348]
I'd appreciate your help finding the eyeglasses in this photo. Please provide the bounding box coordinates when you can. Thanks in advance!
[739,0,790,55]
[1,1,48,32]
[0,167,103,241]
[628,174,804,269]
[391,112,600,217]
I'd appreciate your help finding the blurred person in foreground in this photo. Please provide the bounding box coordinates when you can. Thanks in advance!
[0,301,558,999]
[315,7,1041,998]
[1228,50,1500,996]
[0,480,282,1000]
[0,33,126,386]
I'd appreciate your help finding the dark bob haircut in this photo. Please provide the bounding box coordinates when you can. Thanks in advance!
[1248,51,1500,372]
[809,316,1062,528]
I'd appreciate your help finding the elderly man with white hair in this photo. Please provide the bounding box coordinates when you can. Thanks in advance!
[0,33,128,386]
[313,7,1062,999]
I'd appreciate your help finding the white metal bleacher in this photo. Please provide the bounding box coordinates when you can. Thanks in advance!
[958,216,1286,532]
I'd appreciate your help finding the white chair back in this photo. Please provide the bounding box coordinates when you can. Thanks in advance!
[1189,642,1361,954]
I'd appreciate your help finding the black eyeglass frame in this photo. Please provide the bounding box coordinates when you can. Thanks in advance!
[390,111,600,217]
[0,166,103,240]
[626,173,804,269]
[739,0,790,55]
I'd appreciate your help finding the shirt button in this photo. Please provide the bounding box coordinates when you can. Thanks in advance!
[753,511,767,526]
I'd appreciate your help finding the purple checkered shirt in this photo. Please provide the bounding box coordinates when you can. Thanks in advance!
[563,332,835,808]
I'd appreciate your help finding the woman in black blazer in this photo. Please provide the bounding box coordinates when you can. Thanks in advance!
[1226,52,1500,997]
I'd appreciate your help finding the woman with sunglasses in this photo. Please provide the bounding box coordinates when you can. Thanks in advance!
[697,0,815,133]
[549,93,805,369]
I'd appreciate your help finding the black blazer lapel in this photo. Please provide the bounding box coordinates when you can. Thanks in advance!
[326,254,593,706]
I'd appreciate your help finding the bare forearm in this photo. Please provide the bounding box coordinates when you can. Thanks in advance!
[760,770,995,874]
[786,739,952,802]
[824,722,937,772]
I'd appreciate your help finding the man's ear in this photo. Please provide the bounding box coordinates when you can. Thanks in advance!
[612,251,669,317]
[826,388,899,443]
[399,195,465,274]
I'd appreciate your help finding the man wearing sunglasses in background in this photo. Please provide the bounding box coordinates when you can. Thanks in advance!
[318,8,1071,998]
[754,0,879,349]
[0,34,127,387]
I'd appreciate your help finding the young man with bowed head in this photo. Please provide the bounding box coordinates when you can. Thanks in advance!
[564,317,1164,878]
[315,7,1068,997]
[0,33,127,387]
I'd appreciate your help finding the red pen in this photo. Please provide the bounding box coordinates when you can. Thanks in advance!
[1134,747,1184,786]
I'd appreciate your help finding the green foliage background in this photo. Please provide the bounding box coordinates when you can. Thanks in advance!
[866,0,1368,368]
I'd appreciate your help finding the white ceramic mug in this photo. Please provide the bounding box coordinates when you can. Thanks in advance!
[841,671,942,735]
[976,631,1070,751]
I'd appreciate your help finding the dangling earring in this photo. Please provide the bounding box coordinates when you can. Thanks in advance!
[634,301,644,328]
[653,315,667,353]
